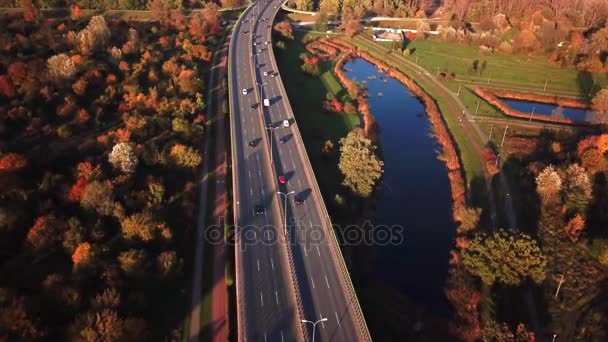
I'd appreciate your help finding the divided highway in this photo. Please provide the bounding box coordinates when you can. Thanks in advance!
[229,1,371,341]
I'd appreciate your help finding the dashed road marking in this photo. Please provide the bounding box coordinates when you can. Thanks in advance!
[257,258,260,272]
[335,312,340,327]
[275,291,279,305]
[311,276,315,288]
[316,245,321,256]
[320,313,325,328]
[325,275,330,288]
[270,258,274,270]
[260,292,264,307]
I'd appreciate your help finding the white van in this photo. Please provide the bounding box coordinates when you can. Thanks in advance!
[283,119,290,127]
[263,98,270,107]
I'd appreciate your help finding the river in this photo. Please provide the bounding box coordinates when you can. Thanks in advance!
[344,59,456,315]
[501,98,592,122]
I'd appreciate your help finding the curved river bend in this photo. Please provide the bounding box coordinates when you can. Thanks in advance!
[344,59,456,315]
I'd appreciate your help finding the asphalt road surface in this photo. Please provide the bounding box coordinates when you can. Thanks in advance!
[229,1,370,341]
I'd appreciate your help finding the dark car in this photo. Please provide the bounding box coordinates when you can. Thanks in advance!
[255,205,265,215]
[294,196,303,205]
[250,102,259,110]
[279,136,287,144]
[248,140,257,148]
[242,30,249,34]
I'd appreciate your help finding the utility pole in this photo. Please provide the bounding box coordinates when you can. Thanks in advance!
[544,79,548,92]
[415,54,419,64]
[487,72,491,84]
[500,124,508,148]
[529,106,535,121]
[555,274,565,298]
[436,66,439,76]
[488,124,494,141]
[457,83,461,96]
[475,100,480,115]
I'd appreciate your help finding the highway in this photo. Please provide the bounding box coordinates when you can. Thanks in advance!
[229,1,371,341]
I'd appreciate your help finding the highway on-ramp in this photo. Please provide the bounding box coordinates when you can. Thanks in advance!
[229,1,371,341]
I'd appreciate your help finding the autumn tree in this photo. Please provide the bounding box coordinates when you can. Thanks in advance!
[563,214,585,242]
[293,0,313,11]
[109,143,138,174]
[157,250,180,275]
[0,153,27,173]
[149,0,169,22]
[68,309,126,341]
[318,0,340,14]
[177,69,202,95]
[170,144,202,168]
[0,291,45,340]
[456,207,482,234]
[47,54,77,81]
[274,21,294,40]
[118,249,148,274]
[26,214,58,251]
[201,1,220,31]
[513,29,541,54]
[92,288,120,310]
[20,0,39,22]
[121,212,156,241]
[535,165,562,202]
[338,130,384,197]
[580,148,604,171]
[591,88,608,122]
[76,16,111,55]
[81,181,115,216]
[72,242,94,266]
[481,320,535,342]
[340,8,362,37]
[462,230,547,286]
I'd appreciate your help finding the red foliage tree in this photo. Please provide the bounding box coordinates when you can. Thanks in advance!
[76,161,102,181]
[0,153,28,172]
[331,98,343,112]
[26,214,57,251]
[0,75,15,97]
[20,0,39,22]
[71,5,81,20]
[68,178,88,202]
[7,62,27,84]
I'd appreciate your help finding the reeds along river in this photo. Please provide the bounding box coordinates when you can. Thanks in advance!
[343,58,456,314]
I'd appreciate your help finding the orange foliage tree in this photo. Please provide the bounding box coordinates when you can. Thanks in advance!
[563,214,585,242]
[72,242,92,265]
[0,153,28,173]
[26,214,57,251]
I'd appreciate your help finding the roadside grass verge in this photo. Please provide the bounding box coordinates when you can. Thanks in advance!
[275,31,360,200]
[398,38,608,98]
[351,35,485,187]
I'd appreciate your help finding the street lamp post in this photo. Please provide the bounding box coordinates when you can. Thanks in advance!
[256,81,266,104]
[277,191,295,235]
[301,318,328,342]
[265,124,278,163]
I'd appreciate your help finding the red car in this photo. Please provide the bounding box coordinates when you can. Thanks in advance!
[279,175,286,184]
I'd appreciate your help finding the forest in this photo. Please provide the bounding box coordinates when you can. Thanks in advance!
[0,1,222,339]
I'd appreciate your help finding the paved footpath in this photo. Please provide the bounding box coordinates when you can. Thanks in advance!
[189,32,230,342]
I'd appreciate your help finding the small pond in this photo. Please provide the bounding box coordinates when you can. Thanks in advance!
[344,58,456,313]
[501,98,593,122]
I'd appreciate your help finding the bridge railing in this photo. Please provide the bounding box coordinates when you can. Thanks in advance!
[267,3,372,341]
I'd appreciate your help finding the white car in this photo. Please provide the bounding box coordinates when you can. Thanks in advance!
[263,71,269,76]
[242,88,248,95]
[283,119,290,127]
[270,73,277,78]
[265,41,269,45]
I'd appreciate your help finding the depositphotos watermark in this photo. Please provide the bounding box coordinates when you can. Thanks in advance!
[204,220,404,251]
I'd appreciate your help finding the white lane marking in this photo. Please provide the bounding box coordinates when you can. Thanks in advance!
[248,170,251,178]
[270,257,274,270]
[260,292,264,307]
[275,290,279,305]
[292,159,296,169]
[303,247,308,257]
[316,245,321,256]
[320,314,325,328]
[250,188,253,196]
[281,330,284,342]
[264,333,267,342]
[310,276,315,289]
[258,169,261,177]
[325,275,330,288]
[257,258,260,272]
[297,179,301,187]
[309,220,313,227]
[335,312,341,327]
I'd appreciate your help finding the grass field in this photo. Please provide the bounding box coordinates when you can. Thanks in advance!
[275,31,360,200]
[398,37,608,98]
[350,35,486,188]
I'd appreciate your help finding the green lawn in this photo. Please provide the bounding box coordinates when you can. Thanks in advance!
[351,35,486,188]
[400,38,608,98]
[276,32,360,200]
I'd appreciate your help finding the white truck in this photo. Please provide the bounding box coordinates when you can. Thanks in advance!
[263,98,270,107]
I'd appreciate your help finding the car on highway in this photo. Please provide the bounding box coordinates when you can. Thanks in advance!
[270,73,277,78]
[242,30,249,34]
[294,196,303,205]
[263,71,269,76]
[248,140,257,148]
[279,136,287,144]
[283,119,290,127]
[278,175,286,184]
[255,205,265,215]
[250,102,259,110]
[263,98,270,107]
[266,25,271,29]
[242,88,248,95]
[265,41,269,45]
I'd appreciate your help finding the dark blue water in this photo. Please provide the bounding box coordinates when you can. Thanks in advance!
[344,59,455,313]
[501,98,591,122]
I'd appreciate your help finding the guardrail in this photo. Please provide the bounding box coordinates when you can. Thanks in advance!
[227,4,252,341]
[267,4,372,341]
